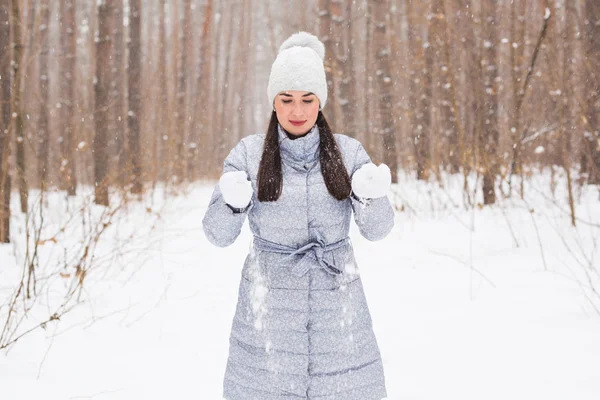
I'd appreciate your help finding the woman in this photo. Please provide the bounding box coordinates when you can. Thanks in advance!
[202,32,394,400]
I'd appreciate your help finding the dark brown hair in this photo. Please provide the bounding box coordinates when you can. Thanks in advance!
[257,111,352,202]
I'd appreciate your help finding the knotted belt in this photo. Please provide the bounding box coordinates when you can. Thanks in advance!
[252,235,350,277]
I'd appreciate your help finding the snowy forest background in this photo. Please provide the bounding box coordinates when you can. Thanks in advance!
[0,0,600,398]
[0,0,599,219]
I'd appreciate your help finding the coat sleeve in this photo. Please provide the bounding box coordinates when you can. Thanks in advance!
[349,140,395,241]
[202,139,252,247]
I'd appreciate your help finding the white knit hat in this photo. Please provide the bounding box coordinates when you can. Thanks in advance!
[267,32,328,109]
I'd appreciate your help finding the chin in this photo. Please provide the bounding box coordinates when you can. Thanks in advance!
[286,126,307,135]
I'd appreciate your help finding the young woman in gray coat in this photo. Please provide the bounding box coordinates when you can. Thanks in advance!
[202,32,395,400]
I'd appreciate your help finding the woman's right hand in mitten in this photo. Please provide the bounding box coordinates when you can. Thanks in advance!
[219,171,253,209]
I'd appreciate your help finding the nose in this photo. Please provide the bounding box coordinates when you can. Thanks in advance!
[291,103,304,118]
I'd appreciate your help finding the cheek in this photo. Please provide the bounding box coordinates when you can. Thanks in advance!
[307,103,319,120]
[279,108,292,122]
[274,104,286,116]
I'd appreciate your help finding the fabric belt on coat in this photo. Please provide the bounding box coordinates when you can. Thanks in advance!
[252,235,350,277]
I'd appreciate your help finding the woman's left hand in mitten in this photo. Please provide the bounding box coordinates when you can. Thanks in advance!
[351,163,392,199]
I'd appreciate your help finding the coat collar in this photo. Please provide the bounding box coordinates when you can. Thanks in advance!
[278,124,320,164]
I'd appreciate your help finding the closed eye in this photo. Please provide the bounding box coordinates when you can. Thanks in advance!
[281,99,314,104]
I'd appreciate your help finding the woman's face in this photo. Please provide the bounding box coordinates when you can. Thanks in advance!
[273,91,320,136]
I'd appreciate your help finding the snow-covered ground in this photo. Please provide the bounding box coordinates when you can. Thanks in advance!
[1,171,599,399]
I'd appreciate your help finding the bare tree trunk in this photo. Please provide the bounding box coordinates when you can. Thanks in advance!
[36,0,49,195]
[510,0,550,198]
[583,0,600,184]
[545,3,562,187]
[231,0,247,143]
[319,0,337,127]
[432,0,459,173]
[0,0,11,242]
[221,4,239,150]
[407,0,430,180]
[441,0,470,185]
[113,0,127,186]
[562,0,576,226]
[481,0,499,205]
[169,0,181,182]
[364,0,373,155]
[211,0,224,173]
[467,0,484,204]
[180,0,193,181]
[175,0,191,182]
[238,0,253,143]
[59,0,77,195]
[22,0,38,186]
[128,0,142,194]
[508,0,526,194]
[372,0,398,182]
[191,0,213,178]
[329,0,343,132]
[421,7,434,180]
[142,1,157,188]
[94,0,113,206]
[157,0,168,181]
[335,0,356,138]
[12,0,27,212]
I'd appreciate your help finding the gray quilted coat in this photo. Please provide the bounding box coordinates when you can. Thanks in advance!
[202,124,394,400]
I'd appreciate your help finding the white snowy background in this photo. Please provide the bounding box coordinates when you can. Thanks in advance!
[1,171,599,400]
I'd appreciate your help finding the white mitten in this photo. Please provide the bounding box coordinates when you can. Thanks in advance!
[351,163,391,199]
[219,171,253,209]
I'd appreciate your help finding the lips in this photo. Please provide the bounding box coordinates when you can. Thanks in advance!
[289,120,306,126]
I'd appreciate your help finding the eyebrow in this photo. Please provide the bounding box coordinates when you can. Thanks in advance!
[279,92,315,97]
